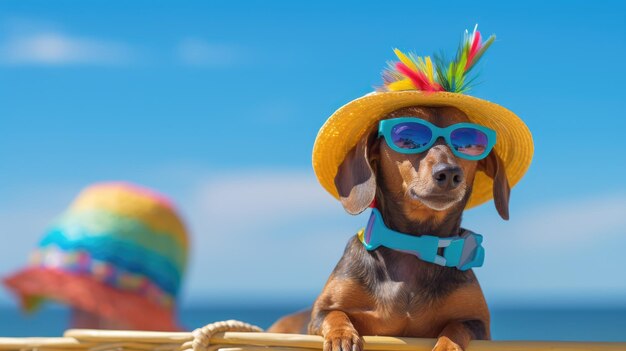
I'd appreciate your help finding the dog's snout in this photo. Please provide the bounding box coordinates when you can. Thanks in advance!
[432,163,463,190]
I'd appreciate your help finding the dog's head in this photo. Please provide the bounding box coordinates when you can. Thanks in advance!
[334,106,510,225]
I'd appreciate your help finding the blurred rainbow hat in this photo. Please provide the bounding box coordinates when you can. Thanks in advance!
[3,182,188,331]
[312,26,533,209]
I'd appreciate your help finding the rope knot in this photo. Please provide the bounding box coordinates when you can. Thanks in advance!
[190,320,263,351]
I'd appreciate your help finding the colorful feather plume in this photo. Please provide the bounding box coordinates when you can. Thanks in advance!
[381,25,495,94]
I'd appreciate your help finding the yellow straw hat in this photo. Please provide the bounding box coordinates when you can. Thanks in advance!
[312,27,533,209]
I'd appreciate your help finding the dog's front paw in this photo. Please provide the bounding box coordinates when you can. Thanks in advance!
[324,328,363,351]
[432,336,463,351]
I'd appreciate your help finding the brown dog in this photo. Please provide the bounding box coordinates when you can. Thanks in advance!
[268,105,510,351]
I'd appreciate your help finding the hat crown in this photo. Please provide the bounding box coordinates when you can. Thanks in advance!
[31,182,188,307]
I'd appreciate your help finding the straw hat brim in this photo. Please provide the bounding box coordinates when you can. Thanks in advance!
[312,91,533,209]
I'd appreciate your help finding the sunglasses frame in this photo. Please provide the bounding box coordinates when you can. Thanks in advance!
[378,117,497,161]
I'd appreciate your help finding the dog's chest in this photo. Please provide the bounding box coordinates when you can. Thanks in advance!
[376,279,422,312]
[374,265,431,313]
[367,278,447,337]
[367,253,473,335]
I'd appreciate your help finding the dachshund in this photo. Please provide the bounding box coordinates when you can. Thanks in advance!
[268,105,510,351]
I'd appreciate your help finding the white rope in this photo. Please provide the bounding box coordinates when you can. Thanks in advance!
[186,320,263,351]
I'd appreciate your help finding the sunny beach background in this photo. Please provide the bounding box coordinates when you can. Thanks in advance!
[1,0,625,341]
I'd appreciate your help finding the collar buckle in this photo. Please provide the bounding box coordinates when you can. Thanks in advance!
[436,232,485,271]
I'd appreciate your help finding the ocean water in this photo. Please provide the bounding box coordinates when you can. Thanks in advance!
[0,305,625,342]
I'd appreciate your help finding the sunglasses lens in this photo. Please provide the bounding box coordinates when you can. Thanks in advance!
[390,122,433,150]
[450,128,489,156]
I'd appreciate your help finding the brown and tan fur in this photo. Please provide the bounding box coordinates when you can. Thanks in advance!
[269,106,510,351]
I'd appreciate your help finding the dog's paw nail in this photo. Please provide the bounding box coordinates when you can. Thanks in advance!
[324,329,362,351]
[432,337,463,351]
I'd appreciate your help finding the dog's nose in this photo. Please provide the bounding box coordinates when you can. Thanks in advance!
[432,163,463,190]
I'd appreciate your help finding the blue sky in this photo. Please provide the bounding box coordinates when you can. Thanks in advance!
[1,0,625,308]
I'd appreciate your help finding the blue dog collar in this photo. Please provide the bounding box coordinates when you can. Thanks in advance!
[357,208,485,271]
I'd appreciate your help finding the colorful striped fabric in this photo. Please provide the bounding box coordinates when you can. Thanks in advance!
[3,182,189,331]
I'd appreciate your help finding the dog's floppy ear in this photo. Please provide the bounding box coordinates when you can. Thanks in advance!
[479,150,511,220]
[334,129,378,215]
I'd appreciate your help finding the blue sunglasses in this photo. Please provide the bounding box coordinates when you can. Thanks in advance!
[378,117,497,160]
